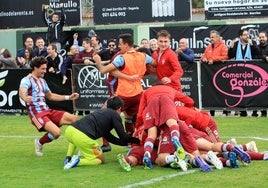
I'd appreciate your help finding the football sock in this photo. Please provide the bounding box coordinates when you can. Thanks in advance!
[169,125,180,139]
[39,133,53,145]
[144,138,155,154]
[247,151,264,160]
[221,143,233,152]
[165,155,175,164]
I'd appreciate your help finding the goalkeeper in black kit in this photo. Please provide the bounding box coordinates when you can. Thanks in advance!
[63,96,140,170]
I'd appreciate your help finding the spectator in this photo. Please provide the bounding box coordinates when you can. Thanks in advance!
[46,43,63,74]
[257,31,268,117]
[61,45,79,84]
[43,3,66,51]
[17,47,34,69]
[200,30,228,64]
[176,38,195,63]
[0,48,18,69]
[73,38,95,65]
[258,31,268,63]
[16,37,34,64]
[200,30,229,116]
[98,39,119,64]
[140,38,150,49]
[228,29,260,60]
[228,29,261,117]
[149,38,158,52]
[34,37,47,57]
[90,35,105,53]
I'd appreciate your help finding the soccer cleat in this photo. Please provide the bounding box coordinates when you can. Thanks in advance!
[143,151,153,169]
[172,137,186,160]
[229,151,239,168]
[232,145,251,164]
[117,154,131,172]
[194,156,212,172]
[101,144,112,152]
[226,138,237,145]
[246,141,258,152]
[173,151,188,171]
[64,155,80,170]
[206,151,223,170]
[34,139,43,157]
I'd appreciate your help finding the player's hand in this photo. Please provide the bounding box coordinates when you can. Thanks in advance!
[161,77,171,84]
[69,93,79,100]
[24,96,33,103]
[93,54,101,64]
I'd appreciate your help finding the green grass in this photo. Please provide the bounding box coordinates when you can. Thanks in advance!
[0,115,268,188]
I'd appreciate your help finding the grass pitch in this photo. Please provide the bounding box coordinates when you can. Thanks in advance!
[0,115,268,188]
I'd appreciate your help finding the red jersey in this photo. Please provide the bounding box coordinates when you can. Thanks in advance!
[152,48,184,91]
[176,106,210,131]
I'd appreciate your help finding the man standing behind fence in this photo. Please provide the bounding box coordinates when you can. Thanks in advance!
[19,56,79,157]
[43,3,66,51]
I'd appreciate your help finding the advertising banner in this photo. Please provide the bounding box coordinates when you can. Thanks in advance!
[150,23,268,59]
[204,0,268,20]
[0,0,80,29]
[72,63,198,111]
[93,0,191,25]
[0,69,73,114]
[201,60,268,109]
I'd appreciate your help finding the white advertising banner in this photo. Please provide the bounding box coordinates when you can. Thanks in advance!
[204,0,268,20]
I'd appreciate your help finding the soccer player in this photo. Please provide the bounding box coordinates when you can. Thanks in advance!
[93,33,154,137]
[19,56,79,157]
[63,96,140,170]
[151,30,184,91]
[136,85,212,172]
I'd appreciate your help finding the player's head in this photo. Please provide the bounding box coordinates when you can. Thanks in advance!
[30,56,47,78]
[107,96,124,111]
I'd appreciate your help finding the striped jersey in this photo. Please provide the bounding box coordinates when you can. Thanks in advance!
[19,76,50,116]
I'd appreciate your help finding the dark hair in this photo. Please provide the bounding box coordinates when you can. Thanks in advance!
[1,48,12,58]
[259,31,267,37]
[118,33,134,47]
[48,43,57,52]
[25,47,34,60]
[238,29,248,36]
[30,56,47,70]
[136,47,152,56]
[107,96,124,110]
[82,37,91,44]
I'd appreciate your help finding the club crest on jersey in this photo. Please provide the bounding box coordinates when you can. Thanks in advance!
[145,112,151,120]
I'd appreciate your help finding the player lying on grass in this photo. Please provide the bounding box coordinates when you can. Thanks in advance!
[63,96,140,170]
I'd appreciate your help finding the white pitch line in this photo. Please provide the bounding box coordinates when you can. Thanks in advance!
[119,169,198,188]
[221,136,268,141]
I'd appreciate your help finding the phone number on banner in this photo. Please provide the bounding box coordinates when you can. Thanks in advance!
[102,12,126,17]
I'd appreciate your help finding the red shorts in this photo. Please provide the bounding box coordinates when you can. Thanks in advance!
[207,118,220,142]
[120,93,142,116]
[127,146,157,165]
[189,127,211,141]
[158,122,198,154]
[143,95,178,130]
[30,109,65,132]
